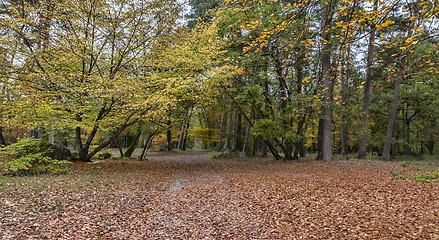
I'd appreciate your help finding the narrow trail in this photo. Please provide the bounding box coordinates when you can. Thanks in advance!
[147,152,232,238]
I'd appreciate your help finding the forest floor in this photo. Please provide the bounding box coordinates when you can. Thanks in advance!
[1,151,439,239]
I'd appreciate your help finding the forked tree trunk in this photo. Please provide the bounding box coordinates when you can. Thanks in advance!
[241,110,253,153]
[124,130,142,158]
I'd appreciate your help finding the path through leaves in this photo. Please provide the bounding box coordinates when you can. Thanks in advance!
[1,152,439,239]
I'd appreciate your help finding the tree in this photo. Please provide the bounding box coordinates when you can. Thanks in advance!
[1,0,182,161]
[382,0,435,161]
[358,0,378,159]
[187,0,222,29]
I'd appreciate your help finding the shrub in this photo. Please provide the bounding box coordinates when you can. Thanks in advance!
[97,152,112,159]
[415,171,439,183]
[0,138,71,175]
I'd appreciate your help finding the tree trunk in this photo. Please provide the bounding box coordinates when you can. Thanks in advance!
[182,110,192,151]
[140,130,158,160]
[402,105,411,155]
[381,17,415,161]
[382,57,407,161]
[166,121,172,152]
[358,0,378,159]
[223,106,233,151]
[216,112,226,151]
[295,117,306,159]
[340,51,350,156]
[177,120,185,150]
[299,138,306,157]
[232,111,242,152]
[241,110,253,153]
[320,0,333,161]
[317,118,324,160]
[426,140,434,155]
[0,126,7,146]
[284,141,294,160]
[261,140,268,157]
[340,115,349,155]
[75,127,90,162]
[294,46,306,159]
[124,130,142,158]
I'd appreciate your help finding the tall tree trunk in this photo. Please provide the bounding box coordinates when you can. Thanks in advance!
[182,119,190,151]
[294,46,306,159]
[381,16,415,161]
[295,117,307,159]
[241,110,253,154]
[140,133,153,160]
[216,112,225,151]
[284,141,294,160]
[426,121,436,154]
[426,140,434,155]
[317,118,324,160]
[177,120,185,150]
[166,119,172,152]
[223,105,233,151]
[382,57,407,161]
[340,51,350,156]
[320,0,333,161]
[358,0,378,159]
[75,126,90,162]
[232,111,242,152]
[261,140,268,157]
[340,115,349,155]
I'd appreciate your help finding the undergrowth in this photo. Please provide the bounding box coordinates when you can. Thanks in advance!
[0,138,71,175]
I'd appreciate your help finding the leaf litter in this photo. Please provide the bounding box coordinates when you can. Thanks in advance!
[1,151,438,239]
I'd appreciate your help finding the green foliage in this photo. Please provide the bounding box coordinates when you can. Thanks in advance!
[253,119,300,142]
[415,171,439,183]
[187,0,222,28]
[212,152,238,159]
[398,161,409,167]
[390,170,407,180]
[97,152,112,160]
[191,127,219,145]
[0,138,70,175]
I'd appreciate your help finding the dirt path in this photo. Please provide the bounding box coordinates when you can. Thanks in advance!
[1,151,439,239]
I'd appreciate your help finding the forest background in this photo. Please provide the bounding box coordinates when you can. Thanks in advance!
[0,0,438,171]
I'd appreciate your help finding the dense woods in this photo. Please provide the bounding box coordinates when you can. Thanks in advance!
[0,0,437,166]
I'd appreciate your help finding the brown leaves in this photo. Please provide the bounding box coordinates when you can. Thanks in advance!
[1,153,439,239]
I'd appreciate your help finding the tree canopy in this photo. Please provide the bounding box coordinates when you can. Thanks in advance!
[0,0,437,163]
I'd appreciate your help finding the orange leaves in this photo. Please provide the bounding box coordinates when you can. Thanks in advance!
[376,19,394,31]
